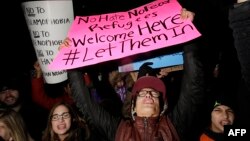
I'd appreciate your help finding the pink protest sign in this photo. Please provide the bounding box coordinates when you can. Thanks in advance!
[49,0,201,70]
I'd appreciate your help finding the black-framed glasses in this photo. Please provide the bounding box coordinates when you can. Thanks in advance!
[137,90,160,98]
[51,112,70,121]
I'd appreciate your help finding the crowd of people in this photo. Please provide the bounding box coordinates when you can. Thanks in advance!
[0,0,249,140]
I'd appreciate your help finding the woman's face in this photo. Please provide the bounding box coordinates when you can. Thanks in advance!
[0,121,13,141]
[51,105,71,138]
[135,88,160,117]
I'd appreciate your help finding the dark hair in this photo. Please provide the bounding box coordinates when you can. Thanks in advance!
[0,73,30,103]
[210,89,237,113]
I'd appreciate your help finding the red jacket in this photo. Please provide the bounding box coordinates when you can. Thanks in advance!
[31,77,73,110]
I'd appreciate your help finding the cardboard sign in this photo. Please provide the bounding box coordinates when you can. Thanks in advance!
[49,0,201,70]
[22,0,74,83]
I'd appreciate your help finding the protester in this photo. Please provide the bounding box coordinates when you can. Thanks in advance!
[0,108,33,141]
[200,96,235,141]
[31,61,74,110]
[42,101,90,141]
[0,73,48,141]
[108,70,134,103]
[59,2,210,140]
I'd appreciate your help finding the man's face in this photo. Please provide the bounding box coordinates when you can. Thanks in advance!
[0,89,19,106]
[134,88,160,117]
[211,105,235,133]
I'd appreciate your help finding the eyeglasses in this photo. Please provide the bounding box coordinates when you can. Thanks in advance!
[137,90,160,98]
[51,112,70,121]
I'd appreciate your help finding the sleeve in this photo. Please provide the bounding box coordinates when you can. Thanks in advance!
[67,69,121,140]
[31,77,73,110]
[170,41,206,140]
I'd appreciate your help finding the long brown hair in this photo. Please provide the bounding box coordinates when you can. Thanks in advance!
[42,101,90,141]
[0,108,29,141]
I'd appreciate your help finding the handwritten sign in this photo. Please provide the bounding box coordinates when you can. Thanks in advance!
[22,0,74,84]
[49,0,201,70]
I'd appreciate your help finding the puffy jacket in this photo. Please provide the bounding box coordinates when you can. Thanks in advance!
[115,116,179,141]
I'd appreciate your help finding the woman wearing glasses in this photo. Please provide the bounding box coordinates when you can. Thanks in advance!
[42,101,90,141]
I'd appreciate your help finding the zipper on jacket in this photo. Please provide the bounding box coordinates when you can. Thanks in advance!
[144,117,148,141]
[144,117,148,128]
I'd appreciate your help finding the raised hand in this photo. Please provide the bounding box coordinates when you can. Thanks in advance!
[58,37,72,51]
[33,61,42,78]
[180,8,195,22]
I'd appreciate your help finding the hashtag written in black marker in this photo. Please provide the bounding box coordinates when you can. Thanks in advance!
[62,49,80,65]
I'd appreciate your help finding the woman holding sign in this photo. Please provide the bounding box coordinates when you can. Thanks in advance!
[62,5,205,141]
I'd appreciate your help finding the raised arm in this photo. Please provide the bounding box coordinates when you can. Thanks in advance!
[67,69,121,140]
[170,41,206,140]
[31,61,73,110]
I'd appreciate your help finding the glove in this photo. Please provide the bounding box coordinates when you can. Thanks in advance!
[137,62,156,79]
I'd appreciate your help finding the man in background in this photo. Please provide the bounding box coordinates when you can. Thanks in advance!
[0,72,48,141]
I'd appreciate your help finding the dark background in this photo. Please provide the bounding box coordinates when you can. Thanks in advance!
[3,0,36,74]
